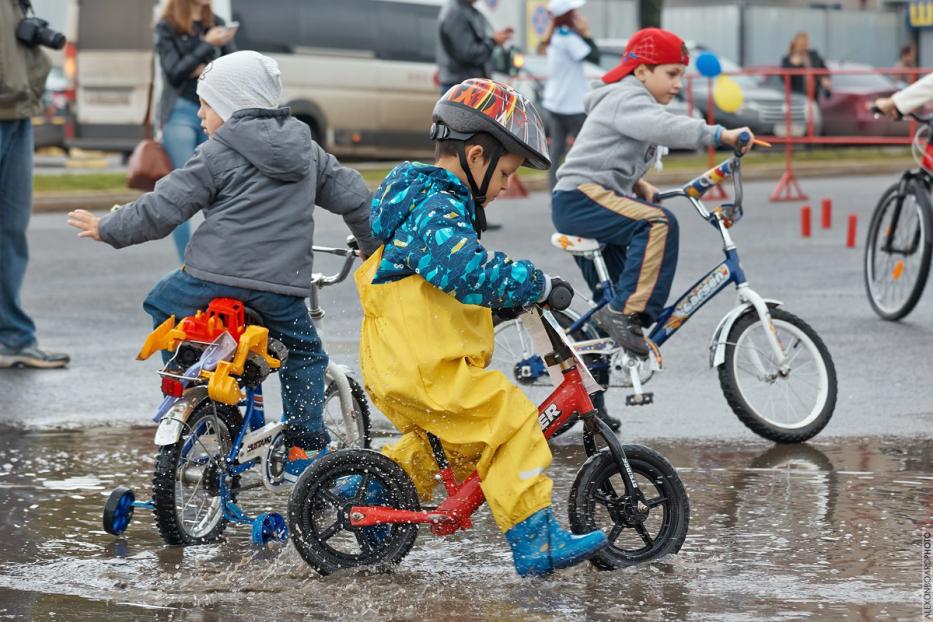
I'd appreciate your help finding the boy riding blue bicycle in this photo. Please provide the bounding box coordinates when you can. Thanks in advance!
[551,27,753,356]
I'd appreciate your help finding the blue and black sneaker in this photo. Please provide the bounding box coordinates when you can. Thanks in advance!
[283,446,328,484]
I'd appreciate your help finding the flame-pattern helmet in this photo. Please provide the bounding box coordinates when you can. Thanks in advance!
[431,79,550,170]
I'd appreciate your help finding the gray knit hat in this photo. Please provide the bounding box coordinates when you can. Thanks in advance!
[196,51,282,121]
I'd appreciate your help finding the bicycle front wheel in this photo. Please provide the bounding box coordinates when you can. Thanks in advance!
[719,308,837,443]
[864,181,933,320]
[322,375,371,449]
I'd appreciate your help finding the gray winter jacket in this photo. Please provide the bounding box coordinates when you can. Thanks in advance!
[555,76,724,197]
[99,107,378,298]
[436,0,494,85]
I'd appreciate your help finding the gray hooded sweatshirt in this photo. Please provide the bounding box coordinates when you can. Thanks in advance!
[555,76,724,197]
[99,107,378,298]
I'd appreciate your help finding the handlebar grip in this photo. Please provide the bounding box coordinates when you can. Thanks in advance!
[737,131,751,147]
[346,235,359,251]
[547,281,574,311]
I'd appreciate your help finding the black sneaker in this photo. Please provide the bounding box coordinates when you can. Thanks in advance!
[0,344,70,369]
[593,307,649,358]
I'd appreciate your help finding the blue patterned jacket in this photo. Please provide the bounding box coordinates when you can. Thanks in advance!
[370,162,546,308]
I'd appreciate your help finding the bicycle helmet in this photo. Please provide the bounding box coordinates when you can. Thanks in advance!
[430,79,550,235]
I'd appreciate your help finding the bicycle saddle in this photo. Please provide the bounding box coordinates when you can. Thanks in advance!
[550,232,602,255]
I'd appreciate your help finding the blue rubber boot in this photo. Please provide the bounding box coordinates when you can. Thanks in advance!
[505,508,608,577]
[335,475,391,546]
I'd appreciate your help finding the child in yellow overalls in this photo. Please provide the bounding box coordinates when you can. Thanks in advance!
[355,79,606,576]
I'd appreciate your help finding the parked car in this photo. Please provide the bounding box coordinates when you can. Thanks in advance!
[597,39,822,138]
[819,61,904,137]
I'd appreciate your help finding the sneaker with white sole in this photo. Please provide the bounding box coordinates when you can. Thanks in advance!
[0,344,70,369]
[283,446,328,484]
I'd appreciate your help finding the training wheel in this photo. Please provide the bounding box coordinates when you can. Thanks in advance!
[103,486,135,536]
[251,512,289,545]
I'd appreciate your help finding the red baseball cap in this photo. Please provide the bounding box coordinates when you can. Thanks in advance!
[602,28,690,84]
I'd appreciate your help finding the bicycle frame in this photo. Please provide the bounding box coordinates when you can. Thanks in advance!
[347,308,644,536]
[559,148,787,364]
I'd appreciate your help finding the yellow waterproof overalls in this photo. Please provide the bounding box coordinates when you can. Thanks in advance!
[355,247,553,532]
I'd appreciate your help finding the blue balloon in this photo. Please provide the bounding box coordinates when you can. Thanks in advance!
[696,52,722,78]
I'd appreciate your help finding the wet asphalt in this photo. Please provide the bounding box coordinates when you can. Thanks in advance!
[0,173,931,620]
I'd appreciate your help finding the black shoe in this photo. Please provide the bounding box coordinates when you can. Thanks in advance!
[596,408,621,432]
[593,307,649,358]
[0,344,70,369]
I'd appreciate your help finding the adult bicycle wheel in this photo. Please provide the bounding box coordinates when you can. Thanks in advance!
[719,308,837,443]
[864,180,933,321]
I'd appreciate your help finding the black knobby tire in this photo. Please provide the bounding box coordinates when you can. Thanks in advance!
[152,400,242,545]
[863,180,933,321]
[322,376,372,449]
[568,444,689,570]
[288,449,420,576]
[719,308,837,444]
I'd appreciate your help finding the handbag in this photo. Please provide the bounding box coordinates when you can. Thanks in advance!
[127,56,172,191]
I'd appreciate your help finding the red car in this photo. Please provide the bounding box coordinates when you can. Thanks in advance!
[819,61,905,137]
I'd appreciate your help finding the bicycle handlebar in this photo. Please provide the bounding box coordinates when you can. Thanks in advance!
[311,235,360,289]
[870,104,933,125]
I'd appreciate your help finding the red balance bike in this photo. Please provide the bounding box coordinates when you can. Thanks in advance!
[287,294,690,575]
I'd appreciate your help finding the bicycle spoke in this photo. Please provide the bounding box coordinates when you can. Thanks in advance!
[318,520,342,542]
[355,530,374,554]
[644,495,668,509]
[607,523,625,543]
[634,523,654,547]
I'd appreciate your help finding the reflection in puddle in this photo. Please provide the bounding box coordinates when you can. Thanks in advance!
[0,426,929,620]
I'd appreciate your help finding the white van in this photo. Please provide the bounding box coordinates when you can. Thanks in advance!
[231,0,442,159]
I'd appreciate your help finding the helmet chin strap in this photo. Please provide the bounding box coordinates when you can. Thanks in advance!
[456,142,504,238]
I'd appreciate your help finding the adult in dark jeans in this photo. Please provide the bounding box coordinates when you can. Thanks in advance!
[437,0,513,94]
[781,32,831,100]
[0,0,68,368]
[538,0,599,189]
[155,0,236,261]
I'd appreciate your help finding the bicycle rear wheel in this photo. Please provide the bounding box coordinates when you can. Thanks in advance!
[864,180,933,320]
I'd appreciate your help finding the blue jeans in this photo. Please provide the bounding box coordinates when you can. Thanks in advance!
[0,120,37,349]
[143,270,331,450]
[161,97,207,261]
[552,187,679,325]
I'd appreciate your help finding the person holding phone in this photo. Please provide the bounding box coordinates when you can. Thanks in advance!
[154,0,237,261]
[437,0,514,94]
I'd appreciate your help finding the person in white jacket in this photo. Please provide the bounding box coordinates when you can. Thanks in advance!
[874,72,933,117]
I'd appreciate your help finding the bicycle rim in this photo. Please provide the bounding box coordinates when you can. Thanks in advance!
[731,318,829,430]
[176,413,232,539]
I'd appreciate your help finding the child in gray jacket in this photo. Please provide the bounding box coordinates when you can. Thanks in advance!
[552,28,753,357]
[68,50,378,482]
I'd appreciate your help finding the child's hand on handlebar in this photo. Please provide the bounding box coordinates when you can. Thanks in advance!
[721,128,755,154]
[633,179,661,203]
[540,275,574,311]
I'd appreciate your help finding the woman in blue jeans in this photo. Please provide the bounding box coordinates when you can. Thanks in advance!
[155,0,237,260]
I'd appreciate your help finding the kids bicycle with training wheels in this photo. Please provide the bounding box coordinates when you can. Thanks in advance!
[102,239,371,546]
[286,290,690,575]
[494,133,838,443]
[864,108,933,321]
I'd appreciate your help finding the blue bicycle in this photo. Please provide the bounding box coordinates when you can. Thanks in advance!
[494,136,838,443]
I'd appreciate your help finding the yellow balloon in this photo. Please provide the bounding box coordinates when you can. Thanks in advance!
[713,75,744,114]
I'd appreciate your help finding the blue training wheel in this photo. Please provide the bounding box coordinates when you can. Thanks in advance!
[251,512,289,545]
[103,486,135,536]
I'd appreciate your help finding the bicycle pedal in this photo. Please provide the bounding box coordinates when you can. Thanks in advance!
[625,393,654,406]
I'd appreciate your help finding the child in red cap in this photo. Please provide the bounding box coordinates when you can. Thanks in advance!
[552,28,753,357]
